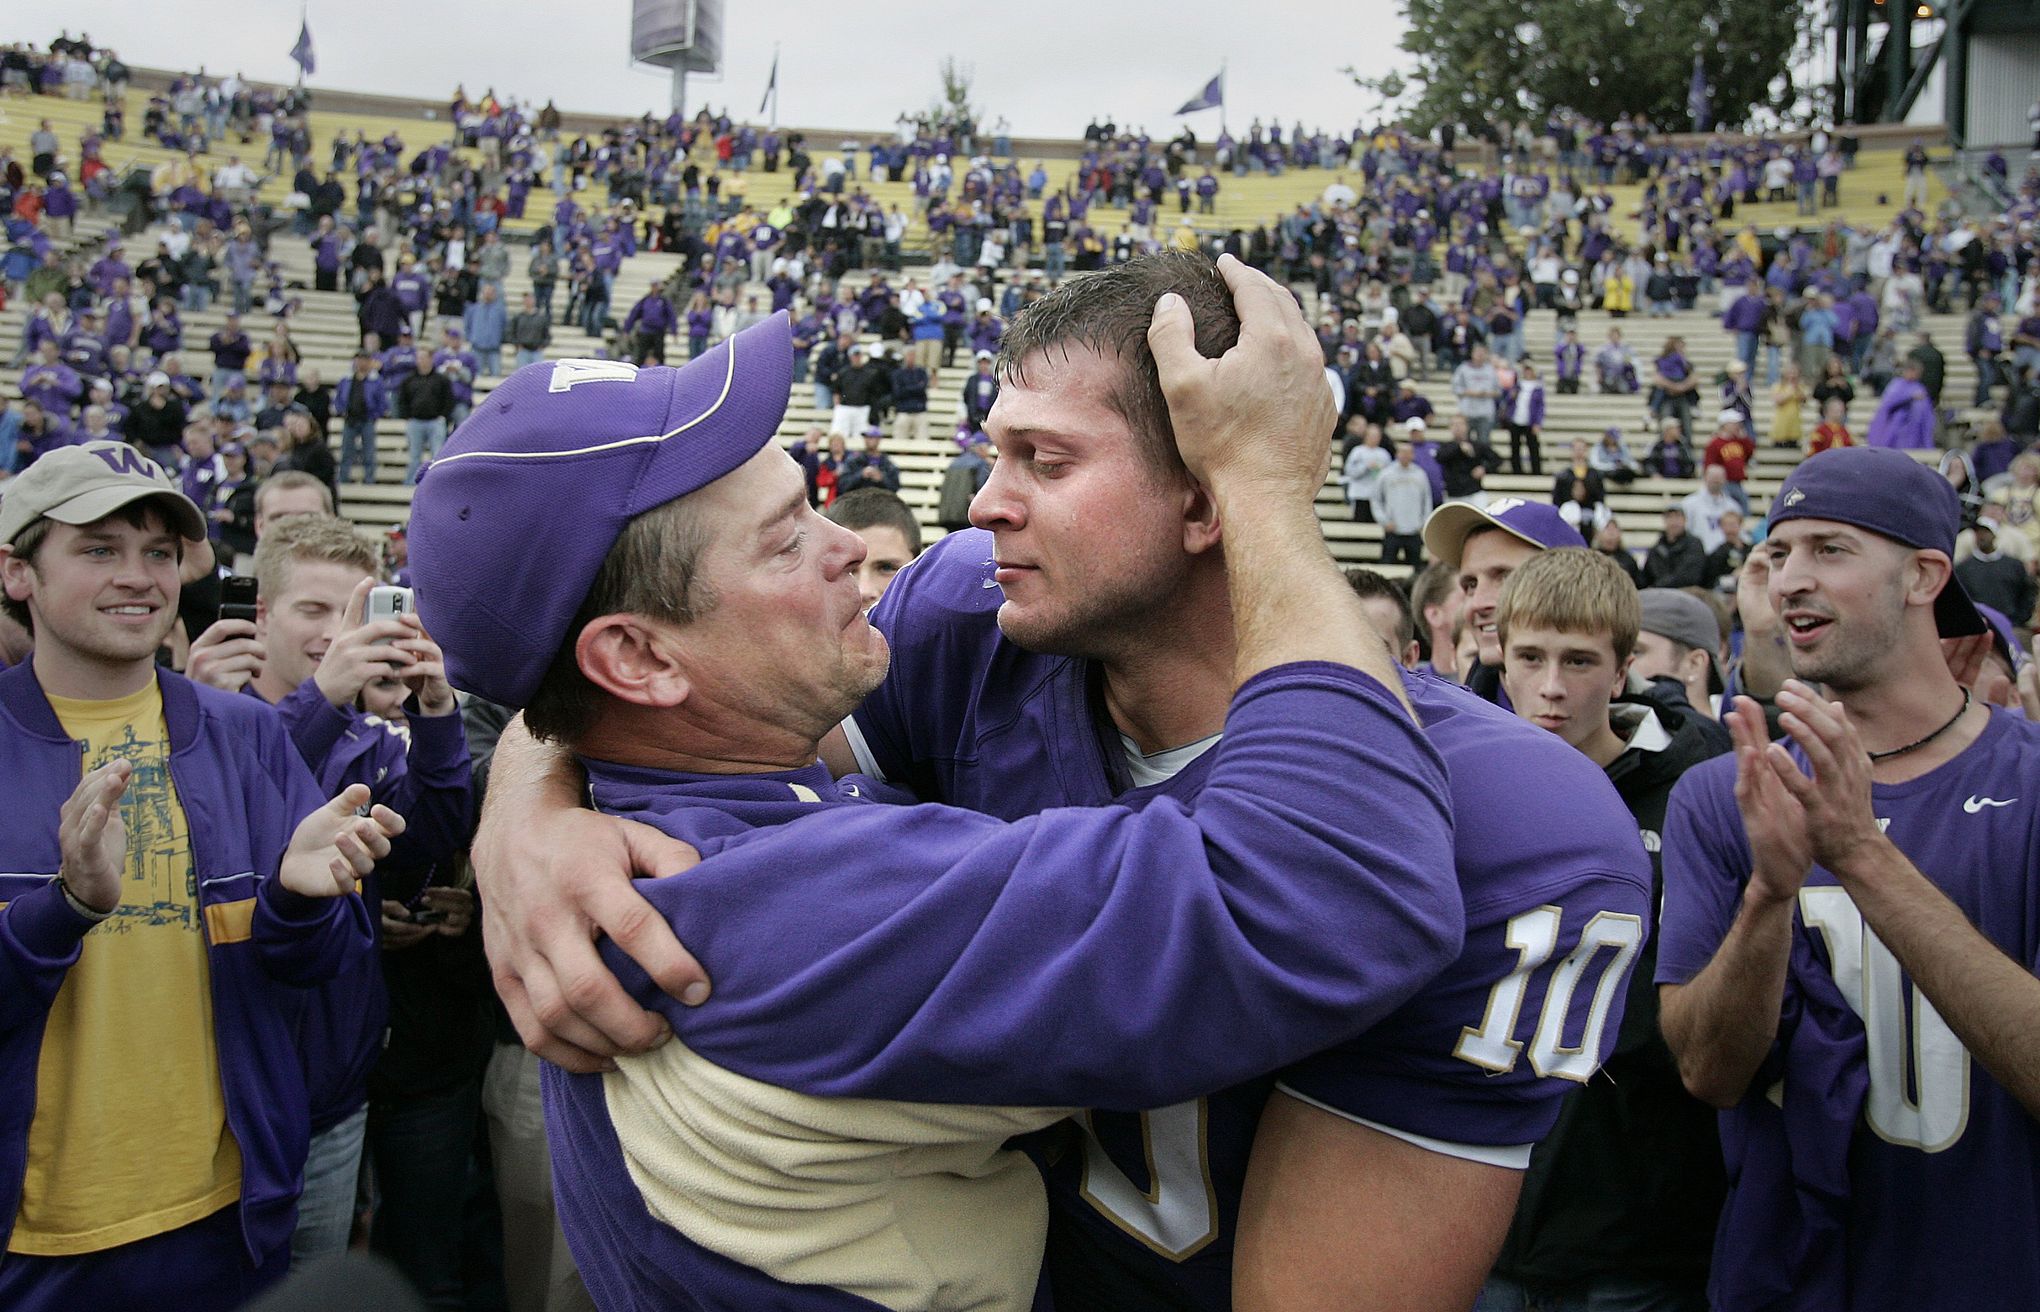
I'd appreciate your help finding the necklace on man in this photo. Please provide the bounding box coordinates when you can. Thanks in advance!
[1866,687,1972,762]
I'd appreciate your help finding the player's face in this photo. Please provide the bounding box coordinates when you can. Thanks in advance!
[848,524,914,614]
[2,513,183,673]
[973,346,1196,659]
[1504,625,1629,753]
[1764,518,1911,693]
[1458,532,1541,669]
[681,447,890,731]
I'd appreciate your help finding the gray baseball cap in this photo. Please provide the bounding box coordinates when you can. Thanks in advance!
[0,442,207,546]
[1638,588,1725,693]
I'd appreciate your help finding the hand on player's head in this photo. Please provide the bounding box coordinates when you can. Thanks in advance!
[1146,253,1334,505]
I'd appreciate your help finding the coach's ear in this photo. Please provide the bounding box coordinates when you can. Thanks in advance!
[576,614,691,710]
[1180,475,1223,557]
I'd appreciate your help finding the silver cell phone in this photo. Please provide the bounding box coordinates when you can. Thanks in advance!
[367,585,413,642]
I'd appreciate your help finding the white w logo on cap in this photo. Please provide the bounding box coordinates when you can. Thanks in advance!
[1487,497,1527,515]
[547,359,641,393]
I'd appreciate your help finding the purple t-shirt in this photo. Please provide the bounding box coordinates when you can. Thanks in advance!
[849,530,1653,1310]
[1657,709,2040,1311]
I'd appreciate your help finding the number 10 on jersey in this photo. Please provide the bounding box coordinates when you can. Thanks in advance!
[1454,906,1644,1081]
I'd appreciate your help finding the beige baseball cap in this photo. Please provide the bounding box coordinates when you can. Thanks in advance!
[0,442,207,546]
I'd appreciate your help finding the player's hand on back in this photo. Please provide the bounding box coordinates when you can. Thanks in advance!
[185,618,266,693]
[1147,253,1336,507]
[472,721,707,1073]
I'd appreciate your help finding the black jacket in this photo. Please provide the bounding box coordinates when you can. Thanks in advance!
[1491,679,1728,1288]
[1643,533,1707,589]
[396,369,456,421]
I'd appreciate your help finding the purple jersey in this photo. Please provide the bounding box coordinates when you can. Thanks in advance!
[549,664,1460,1310]
[1656,709,2040,1311]
[848,530,1653,1310]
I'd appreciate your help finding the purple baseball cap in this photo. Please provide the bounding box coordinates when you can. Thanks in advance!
[1767,446,1987,638]
[1975,604,2028,673]
[1422,496,1587,567]
[408,312,795,708]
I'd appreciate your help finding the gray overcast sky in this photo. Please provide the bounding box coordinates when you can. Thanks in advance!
[12,1,1410,139]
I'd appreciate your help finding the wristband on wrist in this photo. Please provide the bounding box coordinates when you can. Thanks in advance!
[57,877,115,923]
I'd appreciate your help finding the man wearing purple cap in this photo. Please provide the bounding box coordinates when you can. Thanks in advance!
[1658,446,2040,1310]
[470,255,1650,1311]
[410,309,1470,1308]
[1422,495,1589,706]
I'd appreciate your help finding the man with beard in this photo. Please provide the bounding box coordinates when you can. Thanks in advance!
[1659,447,2040,1311]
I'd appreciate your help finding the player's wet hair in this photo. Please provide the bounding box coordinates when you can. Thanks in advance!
[1495,548,1641,663]
[996,251,1240,480]
[827,488,922,557]
[524,494,716,748]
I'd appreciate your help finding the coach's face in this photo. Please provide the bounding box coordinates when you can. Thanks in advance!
[1765,517,1916,694]
[677,447,889,732]
[971,346,1198,658]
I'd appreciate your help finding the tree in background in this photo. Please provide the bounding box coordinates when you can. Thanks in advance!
[1395,0,1814,136]
[926,57,981,133]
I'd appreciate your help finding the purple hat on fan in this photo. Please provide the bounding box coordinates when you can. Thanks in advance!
[1767,446,1987,638]
[1421,496,1587,568]
[408,312,795,707]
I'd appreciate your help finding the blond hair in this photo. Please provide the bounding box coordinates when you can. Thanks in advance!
[253,514,380,600]
[1495,547,1640,662]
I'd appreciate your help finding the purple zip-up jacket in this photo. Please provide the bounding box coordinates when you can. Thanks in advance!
[0,664,374,1264]
[265,679,472,1130]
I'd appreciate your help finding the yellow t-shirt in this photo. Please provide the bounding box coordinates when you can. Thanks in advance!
[11,682,242,1255]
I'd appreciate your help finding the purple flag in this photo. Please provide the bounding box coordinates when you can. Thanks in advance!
[289,20,315,77]
[1176,72,1223,116]
[1686,54,1710,131]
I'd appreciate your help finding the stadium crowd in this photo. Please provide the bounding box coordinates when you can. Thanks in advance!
[2,26,2040,1312]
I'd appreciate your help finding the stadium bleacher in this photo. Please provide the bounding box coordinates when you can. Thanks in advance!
[0,70,1993,584]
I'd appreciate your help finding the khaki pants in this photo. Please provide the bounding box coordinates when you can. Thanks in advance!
[483,1044,595,1312]
[894,411,930,445]
[912,337,942,372]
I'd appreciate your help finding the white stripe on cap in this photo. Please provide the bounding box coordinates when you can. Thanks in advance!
[429,340,738,468]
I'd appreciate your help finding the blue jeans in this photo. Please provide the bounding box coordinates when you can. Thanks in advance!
[475,346,501,377]
[368,1080,483,1310]
[812,382,833,411]
[406,417,447,483]
[340,416,378,483]
[514,347,545,370]
[1476,1273,1707,1312]
[290,1104,368,1269]
[1734,331,1759,376]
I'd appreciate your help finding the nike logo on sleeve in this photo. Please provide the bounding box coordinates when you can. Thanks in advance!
[1964,795,2017,813]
